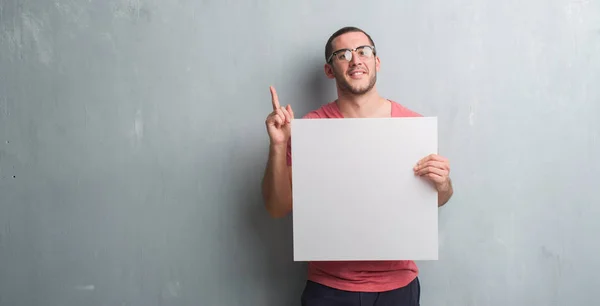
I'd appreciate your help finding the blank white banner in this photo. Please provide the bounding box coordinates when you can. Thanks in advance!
[291,117,439,261]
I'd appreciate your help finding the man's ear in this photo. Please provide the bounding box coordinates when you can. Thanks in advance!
[375,56,381,72]
[324,63,335,79]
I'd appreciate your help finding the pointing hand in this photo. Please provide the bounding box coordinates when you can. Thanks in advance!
[265,86,294,147]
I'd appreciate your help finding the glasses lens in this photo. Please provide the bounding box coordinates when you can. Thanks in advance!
[358,46,373,57]
[342,50,352,61]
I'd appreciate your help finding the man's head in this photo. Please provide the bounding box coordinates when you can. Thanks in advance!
[324,27,380,96]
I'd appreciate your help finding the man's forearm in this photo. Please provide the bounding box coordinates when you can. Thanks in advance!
[438,179,453,207]
[261,144,293,218]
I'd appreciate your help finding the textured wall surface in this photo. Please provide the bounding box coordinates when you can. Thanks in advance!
[1,0,599,305]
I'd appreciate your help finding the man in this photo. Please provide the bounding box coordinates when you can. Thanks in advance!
[261,26,453,306]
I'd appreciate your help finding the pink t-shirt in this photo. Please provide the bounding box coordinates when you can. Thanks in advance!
[286,100,423,292]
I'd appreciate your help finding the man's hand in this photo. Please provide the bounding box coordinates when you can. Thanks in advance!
[414,154,452,194]
[265,86,294,147]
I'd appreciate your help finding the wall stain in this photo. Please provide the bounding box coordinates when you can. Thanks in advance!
[111,0,152,22]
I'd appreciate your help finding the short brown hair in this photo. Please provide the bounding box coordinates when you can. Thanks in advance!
[325,26,376,62]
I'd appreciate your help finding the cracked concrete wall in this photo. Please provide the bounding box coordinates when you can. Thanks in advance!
[0,0,599,305]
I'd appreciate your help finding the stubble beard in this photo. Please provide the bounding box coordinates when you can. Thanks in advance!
[336,70,377,96]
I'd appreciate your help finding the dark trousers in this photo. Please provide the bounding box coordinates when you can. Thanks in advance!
[300,277,420,306]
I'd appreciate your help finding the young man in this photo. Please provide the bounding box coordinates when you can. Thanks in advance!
[261,26,453,306]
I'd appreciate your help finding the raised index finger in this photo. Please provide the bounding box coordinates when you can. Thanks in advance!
[270,86,280,110]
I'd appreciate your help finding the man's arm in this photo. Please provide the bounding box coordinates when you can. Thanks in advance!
[261,144,293,218]
[262,86,294,218]
[437,178,453,207]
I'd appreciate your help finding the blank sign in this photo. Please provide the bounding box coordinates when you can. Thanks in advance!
[291,117,439,261]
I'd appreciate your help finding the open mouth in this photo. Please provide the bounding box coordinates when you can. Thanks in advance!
[349,70,366,78]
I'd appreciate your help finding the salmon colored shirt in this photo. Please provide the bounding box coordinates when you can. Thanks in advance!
[286,100,422,292]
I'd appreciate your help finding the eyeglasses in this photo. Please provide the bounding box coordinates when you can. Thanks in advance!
[327,45,376,63]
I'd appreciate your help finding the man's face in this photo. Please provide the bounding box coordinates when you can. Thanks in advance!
[325,32,380,95]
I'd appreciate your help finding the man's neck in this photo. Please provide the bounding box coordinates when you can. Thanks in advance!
[336,89,390,118]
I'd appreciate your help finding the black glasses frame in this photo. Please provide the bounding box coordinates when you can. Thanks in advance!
[327,45,376,63]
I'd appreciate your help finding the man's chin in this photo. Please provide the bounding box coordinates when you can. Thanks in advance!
[336,76,376,95]
[347,83,373,95]
[349,88,369,95]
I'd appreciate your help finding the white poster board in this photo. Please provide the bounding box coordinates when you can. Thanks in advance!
[291,117,439,261]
